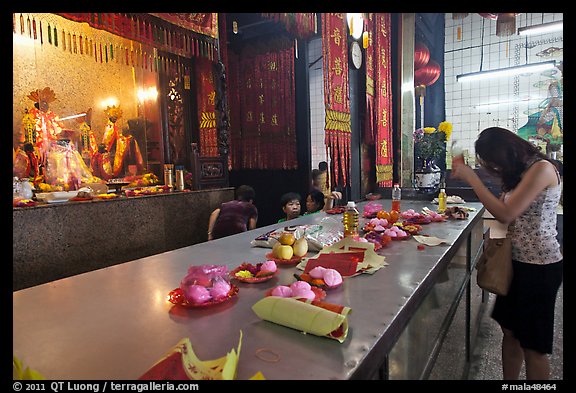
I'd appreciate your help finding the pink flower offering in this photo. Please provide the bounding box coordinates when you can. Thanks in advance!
[291,288,316,300]
[210,280,231,300]
[184,285,211,305]
[271,285,293,297]
[323,269,343,288]
[308,266,327,279]
[260,260,277,273]
[290,281,311,292]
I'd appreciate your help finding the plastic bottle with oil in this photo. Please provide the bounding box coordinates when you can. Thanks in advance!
[438,188,447,213]
[343,201,359,237]
[391,183,401,212]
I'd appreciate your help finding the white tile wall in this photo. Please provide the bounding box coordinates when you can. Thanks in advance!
[444,13,563,161]
[308,37,327,171]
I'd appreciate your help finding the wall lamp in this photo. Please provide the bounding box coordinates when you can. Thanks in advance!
[518,21,562,36]
[457,60,556,82]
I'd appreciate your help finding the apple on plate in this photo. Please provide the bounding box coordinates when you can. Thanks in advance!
[274,244,294,260]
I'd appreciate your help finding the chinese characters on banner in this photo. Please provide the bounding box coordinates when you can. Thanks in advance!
[365,13,393,186]
[227,38,297,170]
[322,13,351,188]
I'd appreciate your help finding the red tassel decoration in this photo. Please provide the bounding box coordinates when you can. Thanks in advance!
[32,17,37,40]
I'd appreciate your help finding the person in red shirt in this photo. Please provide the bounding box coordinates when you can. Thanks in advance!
[207,185,258,241]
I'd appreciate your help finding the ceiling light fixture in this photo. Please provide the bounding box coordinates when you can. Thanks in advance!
[346,13,364,40]
[457,60,556,82]
[518,20,563,36]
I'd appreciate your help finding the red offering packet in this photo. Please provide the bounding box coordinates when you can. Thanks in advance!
[139,351,188,380]
[303,251,364,277]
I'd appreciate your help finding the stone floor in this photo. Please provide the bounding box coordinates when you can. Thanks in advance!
[467,284,563,380]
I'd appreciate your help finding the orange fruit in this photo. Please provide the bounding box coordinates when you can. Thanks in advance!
[278,232,296,246]
[389,210,399,223]
[376,210,390,220]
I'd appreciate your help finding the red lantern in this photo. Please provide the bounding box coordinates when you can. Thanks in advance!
[414,41,430,70]
[415,60,441,87]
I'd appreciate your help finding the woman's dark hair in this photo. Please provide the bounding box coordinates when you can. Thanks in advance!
[311,169,322,183]
[318,161,328,171]
[236,185,255,202]
[474,127,548,192]
[307,189,325,212]
[280,192,301,207]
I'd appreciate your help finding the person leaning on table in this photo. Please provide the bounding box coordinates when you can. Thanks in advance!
[450,127,563,380]
[207,185,258,241]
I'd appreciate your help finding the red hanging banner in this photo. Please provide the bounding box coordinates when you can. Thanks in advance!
[322,13,351,187]
[365,13,393,187]
[195,57,218,157]
[373,13,393,186]
[227,38,297,170]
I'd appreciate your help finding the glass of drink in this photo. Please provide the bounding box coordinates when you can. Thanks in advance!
[451,141,465,167]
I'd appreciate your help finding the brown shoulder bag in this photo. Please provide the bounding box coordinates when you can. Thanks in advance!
[476,236,513,296]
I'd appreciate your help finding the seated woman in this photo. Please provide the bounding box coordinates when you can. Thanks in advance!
[304,189,325,214]
[207,185,258,241]
[278,192,302,223]
[305,189,342,215]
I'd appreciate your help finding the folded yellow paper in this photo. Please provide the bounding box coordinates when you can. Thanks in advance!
[252,297,351,343]
[413,235,450,246]
[139,331,264,380]
[13,356,44,380]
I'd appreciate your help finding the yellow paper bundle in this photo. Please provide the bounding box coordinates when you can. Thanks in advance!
[252,297,351,343]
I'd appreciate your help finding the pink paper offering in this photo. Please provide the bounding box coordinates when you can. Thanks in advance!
[184,285,211,305]
[210,278,232,300]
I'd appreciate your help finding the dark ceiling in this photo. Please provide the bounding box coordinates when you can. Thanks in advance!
[224,13,297,46]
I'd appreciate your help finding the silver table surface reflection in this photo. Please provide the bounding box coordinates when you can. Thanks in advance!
[13,200,484,380]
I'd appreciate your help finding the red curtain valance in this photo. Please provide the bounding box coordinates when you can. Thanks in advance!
[149,13,218,38]
[261,13,317,39]
[56,13,218,60]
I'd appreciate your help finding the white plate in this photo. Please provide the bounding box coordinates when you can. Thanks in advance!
[46,199,69,204]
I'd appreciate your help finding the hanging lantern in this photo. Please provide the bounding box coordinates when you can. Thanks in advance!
[496,13,521,37]
[478,13,521,37]
[414,41,430,71]
[414,59,441,97]
[478,13,498,20]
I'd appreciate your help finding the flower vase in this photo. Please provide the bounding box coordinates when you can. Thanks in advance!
[414,159,441,193]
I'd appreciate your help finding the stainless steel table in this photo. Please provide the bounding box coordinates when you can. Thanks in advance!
[13,200,485,380]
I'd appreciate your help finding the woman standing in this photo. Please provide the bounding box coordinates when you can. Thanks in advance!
[451,127,562,380]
